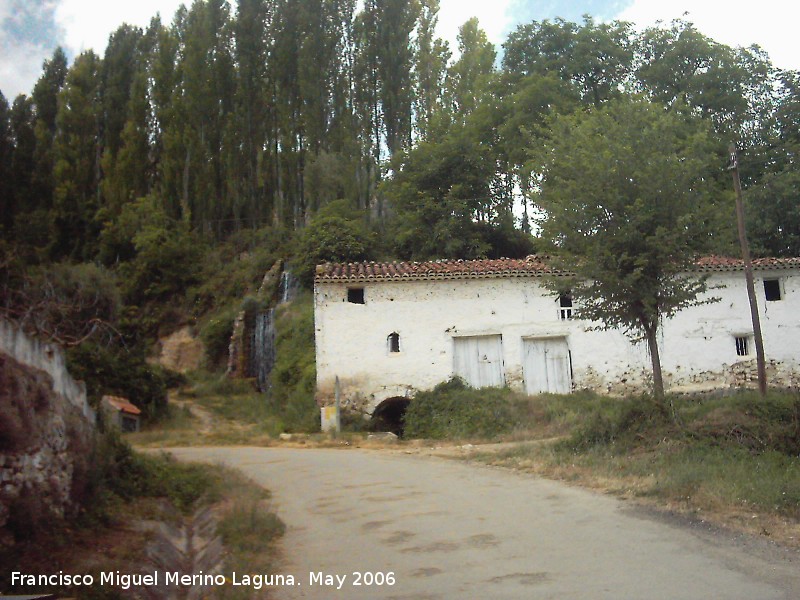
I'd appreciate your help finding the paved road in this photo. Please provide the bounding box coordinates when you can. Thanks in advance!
[169,447,800,599]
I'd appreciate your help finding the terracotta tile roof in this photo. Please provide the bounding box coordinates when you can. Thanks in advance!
[102,395,142,416]
[694,256,800,272]
[316,255,800,283]
[315,255,570,282]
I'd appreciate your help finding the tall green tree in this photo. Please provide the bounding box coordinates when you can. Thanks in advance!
[375,0,417,157]
[51,51,103,260]
[31,47,68,211]
[229,0,276,226]
[446,18,496,120]
[0,93,12,232]
[535,98,723,403]
[636,19,779,143]
[503,17,633,106]
[744,69,800,258]
[413,0,450,141]
[101,24,145,159]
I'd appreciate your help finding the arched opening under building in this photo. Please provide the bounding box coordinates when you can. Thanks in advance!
[371,397,410,437]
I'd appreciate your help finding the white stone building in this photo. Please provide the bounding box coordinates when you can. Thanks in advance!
[313,256,800,420]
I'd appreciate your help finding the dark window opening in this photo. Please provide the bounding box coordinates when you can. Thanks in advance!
[371,397,411,437]
[558,293,573,320]
[388,332,400,353]
[735,336,750,357]
[764,279,782,301]
[347,287,365,304]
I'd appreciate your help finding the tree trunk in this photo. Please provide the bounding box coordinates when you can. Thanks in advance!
[644,321,665,402]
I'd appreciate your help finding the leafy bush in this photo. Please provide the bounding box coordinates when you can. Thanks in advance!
[403,378,521,440]
[190,226,287,317]
[559,395,668,451]
[293,204,373,287]
[199,306,237,371]
[67,342,168,419]
[105,196,206,312]
[269,294,319,432]
[683,391,800,456]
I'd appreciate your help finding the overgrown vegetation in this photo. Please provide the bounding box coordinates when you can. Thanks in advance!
[404,377,530,439]
[0,430,285,598]
[269,293,319,432]
[462,390,800,534]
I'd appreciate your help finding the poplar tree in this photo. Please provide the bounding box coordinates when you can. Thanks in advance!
[0,93,12,232]
[51,51,103,260]
[413,0,450,141]
[31,47,68,212]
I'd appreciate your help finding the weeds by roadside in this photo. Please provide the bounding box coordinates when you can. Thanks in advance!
[454,389,800,546]
[1,431,284,599]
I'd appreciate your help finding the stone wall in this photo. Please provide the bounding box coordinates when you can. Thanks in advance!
[0,319,95,423]
[0,319,96,542]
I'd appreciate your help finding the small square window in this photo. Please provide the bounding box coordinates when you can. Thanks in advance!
[735,336,750,357]
[764,279,782,301]
[347,287,365,304]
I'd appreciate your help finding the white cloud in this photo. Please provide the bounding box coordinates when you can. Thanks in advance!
[0,1,11,23]
[437,0,513,54]
[0,39,48,99]
[617,0,800,71]
[54,0,187,55]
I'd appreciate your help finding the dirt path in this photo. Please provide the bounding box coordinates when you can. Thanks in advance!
[168,446,800,600]
[168,392,216,434]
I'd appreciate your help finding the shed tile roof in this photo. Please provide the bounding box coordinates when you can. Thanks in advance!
[102,395,142,416]
[315,255,800,283]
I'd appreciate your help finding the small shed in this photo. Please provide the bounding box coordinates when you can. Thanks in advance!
[101,395,142,432]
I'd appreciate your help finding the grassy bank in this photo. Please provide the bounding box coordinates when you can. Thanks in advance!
[1,433,284,599]
[405,382,800,546]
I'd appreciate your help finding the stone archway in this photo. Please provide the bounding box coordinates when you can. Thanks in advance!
[371,397,411,437]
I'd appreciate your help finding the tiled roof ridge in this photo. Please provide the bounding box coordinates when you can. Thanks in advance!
[315,255,800,282]
[694,255,800,271]
[316,255,567,282]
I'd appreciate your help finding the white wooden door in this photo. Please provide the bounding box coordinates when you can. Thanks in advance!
[523,337,571,394]
[453,335,505,388]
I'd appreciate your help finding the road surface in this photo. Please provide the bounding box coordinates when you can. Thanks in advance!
[168,446,800,599]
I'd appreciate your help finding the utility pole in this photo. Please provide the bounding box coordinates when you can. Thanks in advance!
[728,143,767,397]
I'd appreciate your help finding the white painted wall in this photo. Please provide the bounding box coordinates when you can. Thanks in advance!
[314,269,800,412]
[0,318,95,423]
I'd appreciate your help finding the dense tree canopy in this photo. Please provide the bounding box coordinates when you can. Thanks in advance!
[534,98,725,401]
[0,0,800,380]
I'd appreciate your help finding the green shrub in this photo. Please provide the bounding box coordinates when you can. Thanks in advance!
[559,395,668,451]
[682,391,800,455]
[293,209,373,287]
[200,307,237,370]
[190,226,287,317]
[403,378,520,440]
[74,429,216,525]
[67,342,168,419]
[268,294,319,432]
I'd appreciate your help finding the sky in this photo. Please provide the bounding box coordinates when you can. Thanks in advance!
[1,0,799,99]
